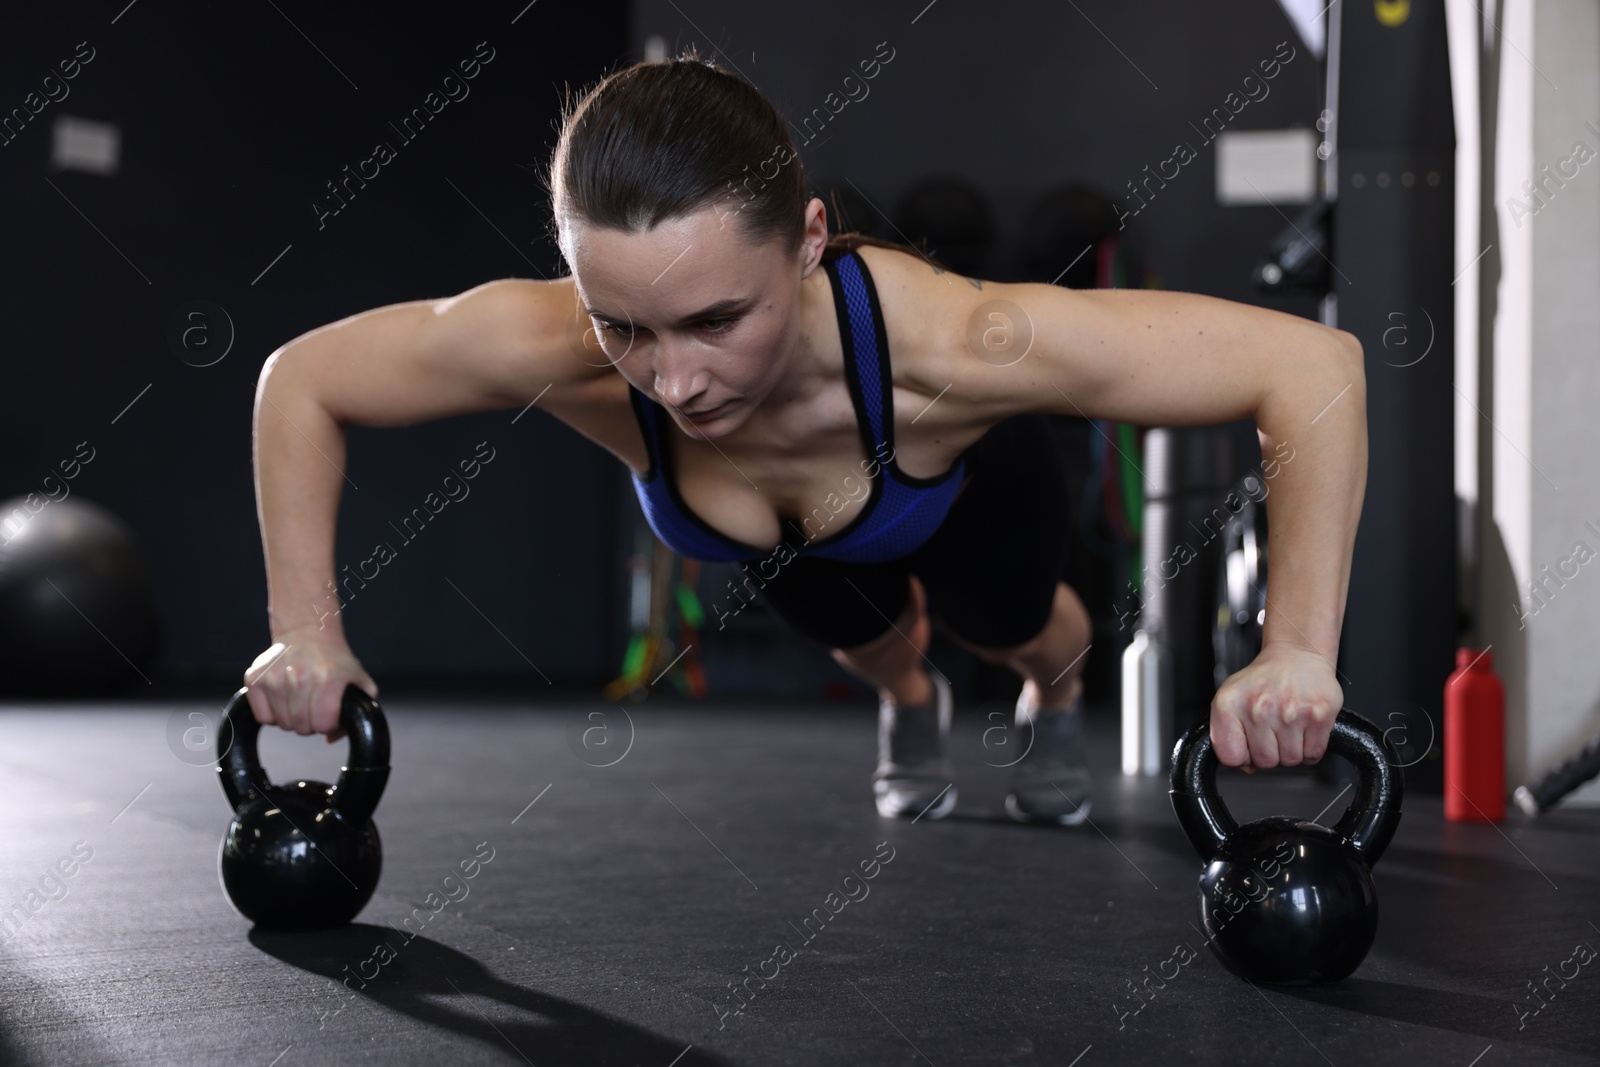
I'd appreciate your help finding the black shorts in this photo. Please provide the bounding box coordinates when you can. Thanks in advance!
[746,414,1072,650]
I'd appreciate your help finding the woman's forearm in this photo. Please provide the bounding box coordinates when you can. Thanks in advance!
[1254,333,1368,666]
[254,338,353,644]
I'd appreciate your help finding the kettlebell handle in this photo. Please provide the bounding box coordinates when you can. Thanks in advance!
[217,684,391,826]
[1169,708,1403,865]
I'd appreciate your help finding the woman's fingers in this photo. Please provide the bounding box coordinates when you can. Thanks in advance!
[240,634,376,738]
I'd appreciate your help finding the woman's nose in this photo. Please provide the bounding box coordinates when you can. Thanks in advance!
[652,342,709,407]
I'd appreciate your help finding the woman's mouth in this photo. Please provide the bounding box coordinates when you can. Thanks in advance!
[683,401,732,423]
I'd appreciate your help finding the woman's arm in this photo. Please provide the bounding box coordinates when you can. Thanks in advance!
[947,284,1367,768]
[250,277,592,733]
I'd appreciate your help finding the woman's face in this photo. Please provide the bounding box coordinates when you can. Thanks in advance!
[562,200,824,438]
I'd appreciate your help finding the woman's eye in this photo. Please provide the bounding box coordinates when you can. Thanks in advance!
[592,318,731,337]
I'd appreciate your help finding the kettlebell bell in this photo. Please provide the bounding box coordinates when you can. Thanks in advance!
[1169,709,1403,985]
[215,684,390,929]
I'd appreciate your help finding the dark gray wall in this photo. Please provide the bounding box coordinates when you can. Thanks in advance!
[0,2,631,688]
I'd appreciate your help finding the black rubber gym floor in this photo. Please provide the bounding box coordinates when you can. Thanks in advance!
[0,693,1596,1066]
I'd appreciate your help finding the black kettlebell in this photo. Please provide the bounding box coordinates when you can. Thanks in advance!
[216,684,390,930]
[1169,709,1403,985]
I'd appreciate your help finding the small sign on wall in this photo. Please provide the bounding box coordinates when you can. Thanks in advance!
[1216,128,1318,205]
[51,115,120,177]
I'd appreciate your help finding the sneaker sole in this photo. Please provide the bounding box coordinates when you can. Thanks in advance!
[876,784,958,821]
[1005,792,1091,827]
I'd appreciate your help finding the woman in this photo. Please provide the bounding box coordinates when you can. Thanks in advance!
[244,53,1366,826]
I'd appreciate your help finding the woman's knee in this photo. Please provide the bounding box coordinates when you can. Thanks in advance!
[958,581,1087,664]
[1050,582,1091,640]
[833,575,926,659]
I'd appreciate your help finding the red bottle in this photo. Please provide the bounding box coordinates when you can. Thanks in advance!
[1444,647,1505,822]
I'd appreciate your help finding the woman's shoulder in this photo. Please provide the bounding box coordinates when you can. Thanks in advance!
[851,241,995,317]
[843,243,1020,447]
[849,242,994,376]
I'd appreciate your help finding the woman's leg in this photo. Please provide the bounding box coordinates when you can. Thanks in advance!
[906,413,1078,696]
[946,579,1092,712]
[753,556,955,820]
[829,574,935,707]
[829,573,956,819]
[906,413,1092,824]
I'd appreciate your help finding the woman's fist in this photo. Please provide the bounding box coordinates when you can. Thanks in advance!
[1211,643,1343,773]
[243,626,378,740]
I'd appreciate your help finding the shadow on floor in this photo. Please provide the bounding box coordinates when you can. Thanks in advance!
[1279,977,1599,1060]
[251,924,736,1066]
[0,1019,43,1067]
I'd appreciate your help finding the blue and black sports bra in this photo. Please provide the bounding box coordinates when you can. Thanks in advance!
[627,249,970,565]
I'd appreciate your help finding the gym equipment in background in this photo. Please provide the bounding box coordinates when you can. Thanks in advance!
[604,535,707,702]
[1515,729,1600,816]
[1212,481,1268,688]
[1324,0,1457,793]
[216,684,390,929]
[0,496,160,696]
[1244,2,1455,794]
[1252,200,1332,295]
[1169,709,1403,985]
[1121,427,1240,775]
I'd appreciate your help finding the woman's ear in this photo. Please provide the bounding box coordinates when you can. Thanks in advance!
[799,197,829,275]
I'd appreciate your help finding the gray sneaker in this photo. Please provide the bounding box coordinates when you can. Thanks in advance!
[1005,692,1092,826]
[873,671,957,820]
